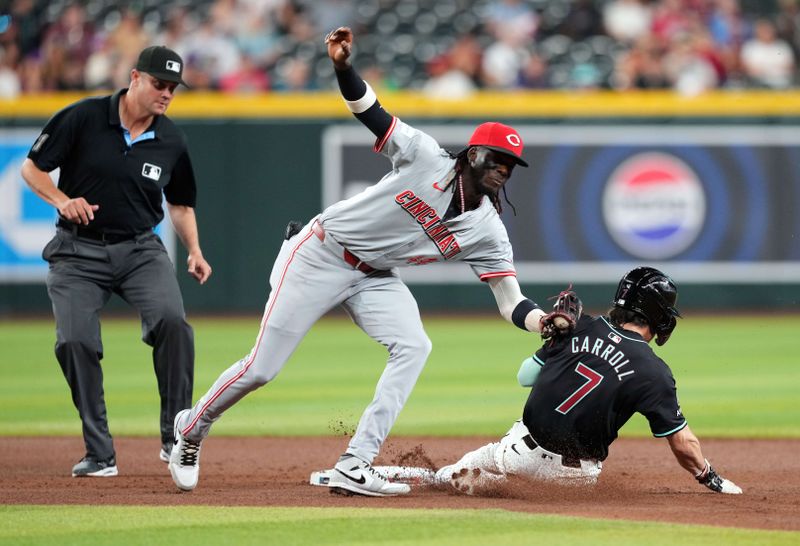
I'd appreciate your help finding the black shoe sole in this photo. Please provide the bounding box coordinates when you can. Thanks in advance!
[330,487,358,497]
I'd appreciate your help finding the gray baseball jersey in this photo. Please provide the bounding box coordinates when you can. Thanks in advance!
[321,118,515,278]
[177,117,518,466]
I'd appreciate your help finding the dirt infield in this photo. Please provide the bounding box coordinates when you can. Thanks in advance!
[1,436,798,531]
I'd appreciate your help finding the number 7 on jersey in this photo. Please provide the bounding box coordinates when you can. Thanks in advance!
[556,362,604,414]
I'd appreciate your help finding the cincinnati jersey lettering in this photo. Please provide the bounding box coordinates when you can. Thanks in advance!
[395,190,462,259]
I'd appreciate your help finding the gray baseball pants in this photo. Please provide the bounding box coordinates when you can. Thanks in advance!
[179,219,431,464]
[44,228,194,461]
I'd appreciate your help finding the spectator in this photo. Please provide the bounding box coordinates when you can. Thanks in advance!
[662,30,721,95]
[305,0,356,35]
[603,0,653,44]
[651,0,695,44]
[741,18,796,88]
[692,26,728,85]
[39,3,96,90]
[84,36,115,90]
[422,34,482,98]
[358,64,398,92]
[560,0,606,41]
[8,0,42,58]
[272,56,316,91]
[611,34,670,89]
[422,55,477,99]
[517,52,550,89]
[707,0,750,82]
[484,0,539,42]
[218,53,270,93]
[775,0,800,57]
[481,30,532,89]
[18,52,43,93]
[448,33,484,85]
[104,9,153,89]
[154,7,197,53]
[274,1,316,43]
[233,8,281,70]
[179,17,242,88]
[0,46,21,98]
[4,0,800,94]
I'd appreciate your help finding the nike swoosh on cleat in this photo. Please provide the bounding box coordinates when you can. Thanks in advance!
[335,468,367,484]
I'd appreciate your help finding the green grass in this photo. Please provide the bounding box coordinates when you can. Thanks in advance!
[1,316,798,543]
[1,506,796,546]
[1,314,798,438]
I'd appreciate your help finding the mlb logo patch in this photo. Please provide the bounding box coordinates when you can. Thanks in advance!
[142,163,162,181]
[165,60,181,73]
[608,332,621,344]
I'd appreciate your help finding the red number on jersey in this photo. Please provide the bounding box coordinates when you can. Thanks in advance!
[555,362,604,414]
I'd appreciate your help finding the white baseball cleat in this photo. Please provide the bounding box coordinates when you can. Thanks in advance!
[310,469,332,486]
[443,466,505,496]
[433,464,456,485]
[719,478,743,495]
[327,454,411,497]
[168,409,201,491]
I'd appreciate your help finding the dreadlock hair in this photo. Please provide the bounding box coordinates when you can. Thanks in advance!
[447,148,517,215]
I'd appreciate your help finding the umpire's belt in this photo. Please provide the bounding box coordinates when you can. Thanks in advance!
[58,220,148,244]
[522,434,583,468]
[311,220,377,274]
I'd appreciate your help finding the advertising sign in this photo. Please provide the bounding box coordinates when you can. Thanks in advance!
[323,125,800,283]
[0,129,174,283]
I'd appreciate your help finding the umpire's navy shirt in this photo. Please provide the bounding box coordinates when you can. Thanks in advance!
[28,89,197,236]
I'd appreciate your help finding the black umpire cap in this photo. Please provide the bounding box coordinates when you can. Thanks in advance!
[135,46,189,87]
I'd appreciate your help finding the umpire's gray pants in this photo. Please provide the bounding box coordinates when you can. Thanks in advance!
[44,228,194,461]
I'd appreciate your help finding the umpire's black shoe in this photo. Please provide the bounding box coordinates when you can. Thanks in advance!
[71,456,118,477]
[159,442,173,463]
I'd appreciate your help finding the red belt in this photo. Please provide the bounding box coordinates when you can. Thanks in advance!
[311,221,376,274]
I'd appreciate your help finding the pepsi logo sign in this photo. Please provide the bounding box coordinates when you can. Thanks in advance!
[602,152,706,259]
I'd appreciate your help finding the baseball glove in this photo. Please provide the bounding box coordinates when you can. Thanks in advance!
[539,285,582,340]
[284,220,303,240]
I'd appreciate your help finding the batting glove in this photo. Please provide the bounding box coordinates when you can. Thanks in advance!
[696,459,742,494]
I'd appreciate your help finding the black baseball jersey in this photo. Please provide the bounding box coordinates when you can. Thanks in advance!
[28,89,196,235]
[522,315,687,461]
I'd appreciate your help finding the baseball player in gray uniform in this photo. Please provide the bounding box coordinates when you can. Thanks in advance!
[169,27,555,497]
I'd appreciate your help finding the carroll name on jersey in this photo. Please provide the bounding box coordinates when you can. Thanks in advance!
[570,335,634,380]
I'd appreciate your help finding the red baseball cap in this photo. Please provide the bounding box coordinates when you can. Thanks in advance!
[466,122,528,167]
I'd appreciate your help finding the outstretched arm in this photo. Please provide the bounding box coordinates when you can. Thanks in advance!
[326,27,393,139]
[666,426,742,494]
[487,276,545,332]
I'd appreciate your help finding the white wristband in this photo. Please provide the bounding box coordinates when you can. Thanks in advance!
[345,82,377,114]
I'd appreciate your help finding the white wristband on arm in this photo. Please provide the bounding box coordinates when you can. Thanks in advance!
[344,82,377,114]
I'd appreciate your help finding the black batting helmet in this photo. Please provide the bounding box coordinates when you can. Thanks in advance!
[613,267,681,346]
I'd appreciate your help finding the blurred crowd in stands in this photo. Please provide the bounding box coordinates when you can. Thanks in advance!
[0,0,798,98]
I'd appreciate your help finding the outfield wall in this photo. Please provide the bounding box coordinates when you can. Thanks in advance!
[1,91,798,314]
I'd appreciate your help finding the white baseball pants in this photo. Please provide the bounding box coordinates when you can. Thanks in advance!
[435,419,602,491]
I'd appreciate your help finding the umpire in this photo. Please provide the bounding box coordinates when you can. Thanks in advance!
[20,46,212,478]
